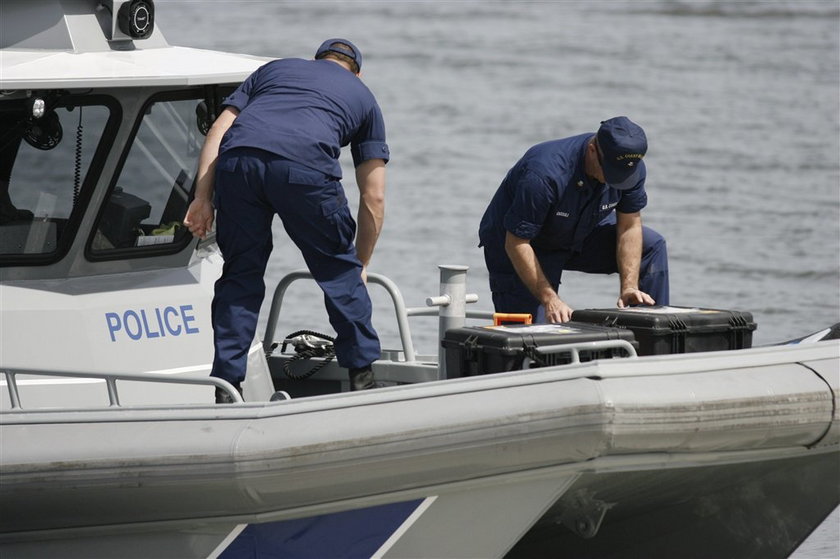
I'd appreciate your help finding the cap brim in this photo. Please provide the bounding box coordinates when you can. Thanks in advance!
[606,159,645,190]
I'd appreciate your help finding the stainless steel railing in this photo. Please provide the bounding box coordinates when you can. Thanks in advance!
[262,266,491,378]
[1,368,242,410]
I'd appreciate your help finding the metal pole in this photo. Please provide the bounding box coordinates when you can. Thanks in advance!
[426,265,470,379]
[4,371,22,409]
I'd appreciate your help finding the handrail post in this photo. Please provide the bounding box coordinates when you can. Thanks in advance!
[367,273,417,363]
[4,371,22,409]
[106,378,121,407]
[426,265,475,379]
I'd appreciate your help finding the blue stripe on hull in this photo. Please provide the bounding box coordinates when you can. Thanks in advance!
[219,499,425,558]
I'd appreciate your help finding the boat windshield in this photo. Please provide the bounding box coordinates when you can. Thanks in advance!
[0,89,221,265]
[89,92,207,256]
[0,95,114,261]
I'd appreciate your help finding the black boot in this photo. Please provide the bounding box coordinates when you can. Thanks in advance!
[349,366,378,391]
[215,383,243,404]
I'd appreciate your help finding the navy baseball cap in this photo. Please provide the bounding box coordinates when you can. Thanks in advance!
[315,38,362,72]
[597,116,647,190]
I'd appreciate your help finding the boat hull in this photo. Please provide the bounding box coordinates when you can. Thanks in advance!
[1,342,837,558]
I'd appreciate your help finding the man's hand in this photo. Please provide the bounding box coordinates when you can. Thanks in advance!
[504,231,569,322]
[183,106,238,240]
[617,287,655,308]
[544,293,573,323]
[184,198,214,239]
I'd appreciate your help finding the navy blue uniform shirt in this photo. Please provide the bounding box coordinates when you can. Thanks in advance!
[220,58,389,179]
[479,133,647,257]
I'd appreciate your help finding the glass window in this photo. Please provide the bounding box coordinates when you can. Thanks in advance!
[90,94,205,253]
[0,97,111,259]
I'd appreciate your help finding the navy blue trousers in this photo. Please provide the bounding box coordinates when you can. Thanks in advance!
[210,147,380,384]
[486,215,669,320]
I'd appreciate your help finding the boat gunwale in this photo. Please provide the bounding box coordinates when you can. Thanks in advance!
[2,339,837,423]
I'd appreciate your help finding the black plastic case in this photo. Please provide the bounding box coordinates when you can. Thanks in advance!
[442,322,637,377]
[100,188,151,248]
[571,306,756,356]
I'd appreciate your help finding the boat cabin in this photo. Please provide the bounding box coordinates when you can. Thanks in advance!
[0,0,275,407]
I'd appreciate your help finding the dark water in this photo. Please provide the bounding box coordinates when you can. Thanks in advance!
[157,1,839,555]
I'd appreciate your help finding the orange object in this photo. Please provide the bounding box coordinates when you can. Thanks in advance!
[492,313,533,326]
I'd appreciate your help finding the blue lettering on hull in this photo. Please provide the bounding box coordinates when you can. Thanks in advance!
[105,305,200,342]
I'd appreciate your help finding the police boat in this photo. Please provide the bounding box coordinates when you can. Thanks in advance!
[1,2,838,558]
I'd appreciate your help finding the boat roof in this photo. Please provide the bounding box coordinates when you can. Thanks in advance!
[0,47,269,89]
[0,0,268,90]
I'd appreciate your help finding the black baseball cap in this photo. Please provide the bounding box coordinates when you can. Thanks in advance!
[315,38,362,72]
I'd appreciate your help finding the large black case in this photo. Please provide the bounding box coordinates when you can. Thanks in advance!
[571,306,757,356]
[442,322,637,377]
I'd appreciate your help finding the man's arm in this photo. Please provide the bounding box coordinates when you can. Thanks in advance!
[505,231,573,322]
[354,158,386,281]
[615,210,655,307]
[183,106,239,239]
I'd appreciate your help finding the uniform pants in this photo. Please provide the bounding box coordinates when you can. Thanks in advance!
[210,147,380,384]
[487,215,669,320]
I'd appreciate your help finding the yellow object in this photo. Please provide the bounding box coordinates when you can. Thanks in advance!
[152,221,181,236]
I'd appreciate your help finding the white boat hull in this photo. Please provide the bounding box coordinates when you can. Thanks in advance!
[2,342,837,558]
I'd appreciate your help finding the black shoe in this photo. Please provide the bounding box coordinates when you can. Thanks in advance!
[349,366,378,391]
[215,384,243,404]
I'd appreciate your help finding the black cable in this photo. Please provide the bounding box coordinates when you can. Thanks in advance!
[73,106,83,206]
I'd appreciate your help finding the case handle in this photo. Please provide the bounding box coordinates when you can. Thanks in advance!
[493,313,533,326]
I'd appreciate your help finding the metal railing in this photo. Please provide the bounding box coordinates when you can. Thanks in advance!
[262,266,491,378]
[1,368,242,410]
[263,269,421,362]
[533,339,639,363]
[261,267,643,379]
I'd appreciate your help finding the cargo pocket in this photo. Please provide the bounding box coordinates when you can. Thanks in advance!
[320,194,356,254]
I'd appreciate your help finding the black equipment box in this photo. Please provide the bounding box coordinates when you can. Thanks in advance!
[571,306,757,356]
[100,187,151,248]
[442,322,637,377]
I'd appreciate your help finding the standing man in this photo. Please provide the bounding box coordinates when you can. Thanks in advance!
[478,116,669,323]
[184,39,388,402]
